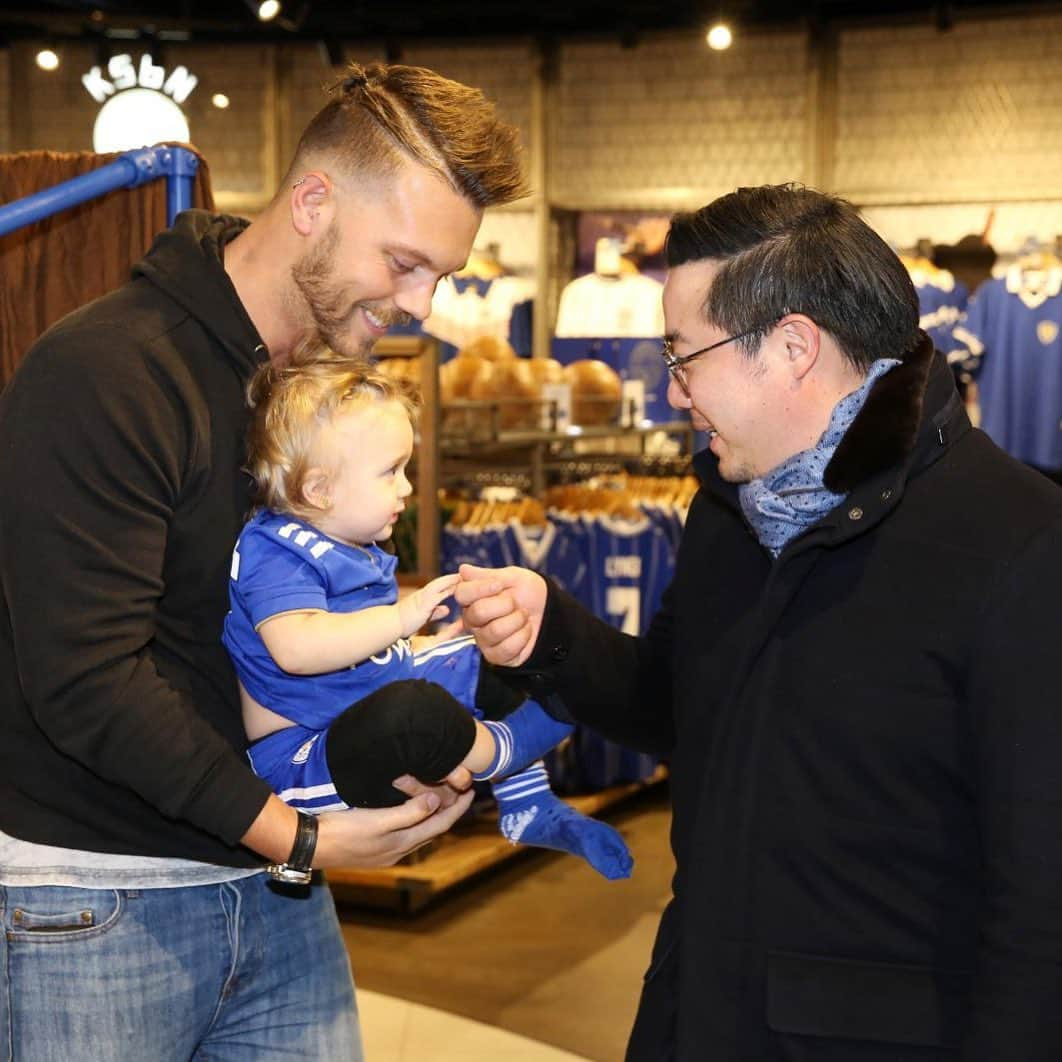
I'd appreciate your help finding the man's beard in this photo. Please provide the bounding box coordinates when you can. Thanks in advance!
[291,221,410,357]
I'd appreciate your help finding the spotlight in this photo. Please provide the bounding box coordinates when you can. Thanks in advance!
[706,23,733,50]
[212,93,230,108]
[258,0,281,21]
[35,47,60,71]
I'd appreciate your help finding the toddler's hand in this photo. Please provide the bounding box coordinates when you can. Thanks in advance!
[397,573,460,637]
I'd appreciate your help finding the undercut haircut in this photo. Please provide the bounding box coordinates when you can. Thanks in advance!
[666,183,921,373]
[245,344,420,521]
[286,60,528,208]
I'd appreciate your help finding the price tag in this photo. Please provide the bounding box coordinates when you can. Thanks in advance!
[621,378,645,427]
[541,382,572,432]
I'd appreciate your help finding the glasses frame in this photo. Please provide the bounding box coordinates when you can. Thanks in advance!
[660,319,782,397]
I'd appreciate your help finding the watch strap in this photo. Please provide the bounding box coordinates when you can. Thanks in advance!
[266,810,318,885]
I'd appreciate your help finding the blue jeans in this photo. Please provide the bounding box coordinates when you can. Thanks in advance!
[0,875,362,1061]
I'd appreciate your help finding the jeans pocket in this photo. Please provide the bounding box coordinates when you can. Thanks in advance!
[4,888,124,943]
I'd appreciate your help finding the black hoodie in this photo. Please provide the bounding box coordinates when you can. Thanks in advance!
[0,210,276,864]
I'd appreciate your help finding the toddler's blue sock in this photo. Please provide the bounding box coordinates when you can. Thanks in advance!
[472,701,573,781]
[491,762,633,881]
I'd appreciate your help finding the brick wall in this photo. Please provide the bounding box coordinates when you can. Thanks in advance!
[553,30,808,211]
[836,15,1062,206]
[0,47,9,154]
[4,12,1062,255]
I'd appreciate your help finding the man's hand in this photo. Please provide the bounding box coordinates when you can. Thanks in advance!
[392,771,473,802]
[314,785,474,868]
[397,574,460,638]
[454,564,547,667]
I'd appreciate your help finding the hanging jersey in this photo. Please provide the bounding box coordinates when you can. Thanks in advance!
[555,272,665,339]
[473,519,519,569]
[542,510,592,604]
[910,265,968,353]
[950,267,1062,470]
[641,501,684,564]
[440,523,492,575]
[498,519,556,574]
[423,274,536,354]
[582,513,674,636]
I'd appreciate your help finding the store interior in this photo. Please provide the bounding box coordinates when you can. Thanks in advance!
[2,1,1062,1058]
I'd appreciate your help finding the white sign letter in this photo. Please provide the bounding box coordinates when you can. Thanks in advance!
[81,66,115,104]
[108,54,136,91]
[138,53,165,90]
[163,66,198,105]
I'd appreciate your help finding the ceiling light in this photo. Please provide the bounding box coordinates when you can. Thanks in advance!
[212,93,230,109]
[35,47,60,71]
[257,0,281,21]
[706,23,733,50]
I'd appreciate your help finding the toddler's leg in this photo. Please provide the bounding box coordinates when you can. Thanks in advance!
[491,761,633,881]
[324,680,477,807]
[471,699,574,780]
[467,699,633,880]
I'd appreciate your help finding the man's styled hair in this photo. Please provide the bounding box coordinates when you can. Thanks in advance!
[286,61,528,208]
[246,346,420,521]
[666,184,920,372]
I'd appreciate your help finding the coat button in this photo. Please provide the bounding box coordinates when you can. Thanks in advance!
[848,507,864,521]
[880,489,892,501]
[551,645,569,662]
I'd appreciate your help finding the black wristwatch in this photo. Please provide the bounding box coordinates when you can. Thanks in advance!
[266,810,318,885]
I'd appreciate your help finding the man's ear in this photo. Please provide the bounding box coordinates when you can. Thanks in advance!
[300,467,332,511]
[290,171,333,237]
[778,314,820,383]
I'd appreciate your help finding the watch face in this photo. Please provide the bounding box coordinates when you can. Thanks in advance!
[267,863,313,886]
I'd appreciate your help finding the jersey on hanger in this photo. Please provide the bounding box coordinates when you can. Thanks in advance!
[950,266,1062,470]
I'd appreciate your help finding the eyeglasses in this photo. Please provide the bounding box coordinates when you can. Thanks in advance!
[660,325,771,397]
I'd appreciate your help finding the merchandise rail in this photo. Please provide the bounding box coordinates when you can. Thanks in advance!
[0,144,199,237]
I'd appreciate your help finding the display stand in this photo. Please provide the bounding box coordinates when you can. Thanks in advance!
[439,409,694,497]
[372,334,441,581]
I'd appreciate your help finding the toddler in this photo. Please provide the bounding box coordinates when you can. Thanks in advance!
[222,354,632,880]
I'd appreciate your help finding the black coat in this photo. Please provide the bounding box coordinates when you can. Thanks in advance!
[516,339,1062,1060]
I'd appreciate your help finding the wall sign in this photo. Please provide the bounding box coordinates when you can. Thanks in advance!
[82,54,198,153]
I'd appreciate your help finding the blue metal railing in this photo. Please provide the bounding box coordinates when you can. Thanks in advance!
[0,145,200,238]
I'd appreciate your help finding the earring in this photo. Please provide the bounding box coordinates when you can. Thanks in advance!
[292,176,307,188]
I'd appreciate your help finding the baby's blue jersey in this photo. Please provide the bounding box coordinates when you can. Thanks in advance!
[224,511,480,728]
[950,268,1062,470]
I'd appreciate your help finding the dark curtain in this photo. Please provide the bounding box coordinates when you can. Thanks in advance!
[0,146,215,387]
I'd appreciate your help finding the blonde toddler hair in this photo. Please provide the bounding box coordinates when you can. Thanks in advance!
[246,347,419,522]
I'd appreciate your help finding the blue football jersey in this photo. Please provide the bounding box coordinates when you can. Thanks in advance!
[950,268,1062,470]
[542,510,591,605]
[912,267,968,353]
[582,513,674,636]
[224,510,419,728]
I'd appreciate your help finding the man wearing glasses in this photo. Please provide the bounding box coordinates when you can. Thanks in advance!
[456,183,1062,1060]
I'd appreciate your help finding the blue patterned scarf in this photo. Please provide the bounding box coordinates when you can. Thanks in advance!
[738,358,899,557]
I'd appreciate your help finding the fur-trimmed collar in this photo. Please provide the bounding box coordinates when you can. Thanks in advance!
[823,334,936,494]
